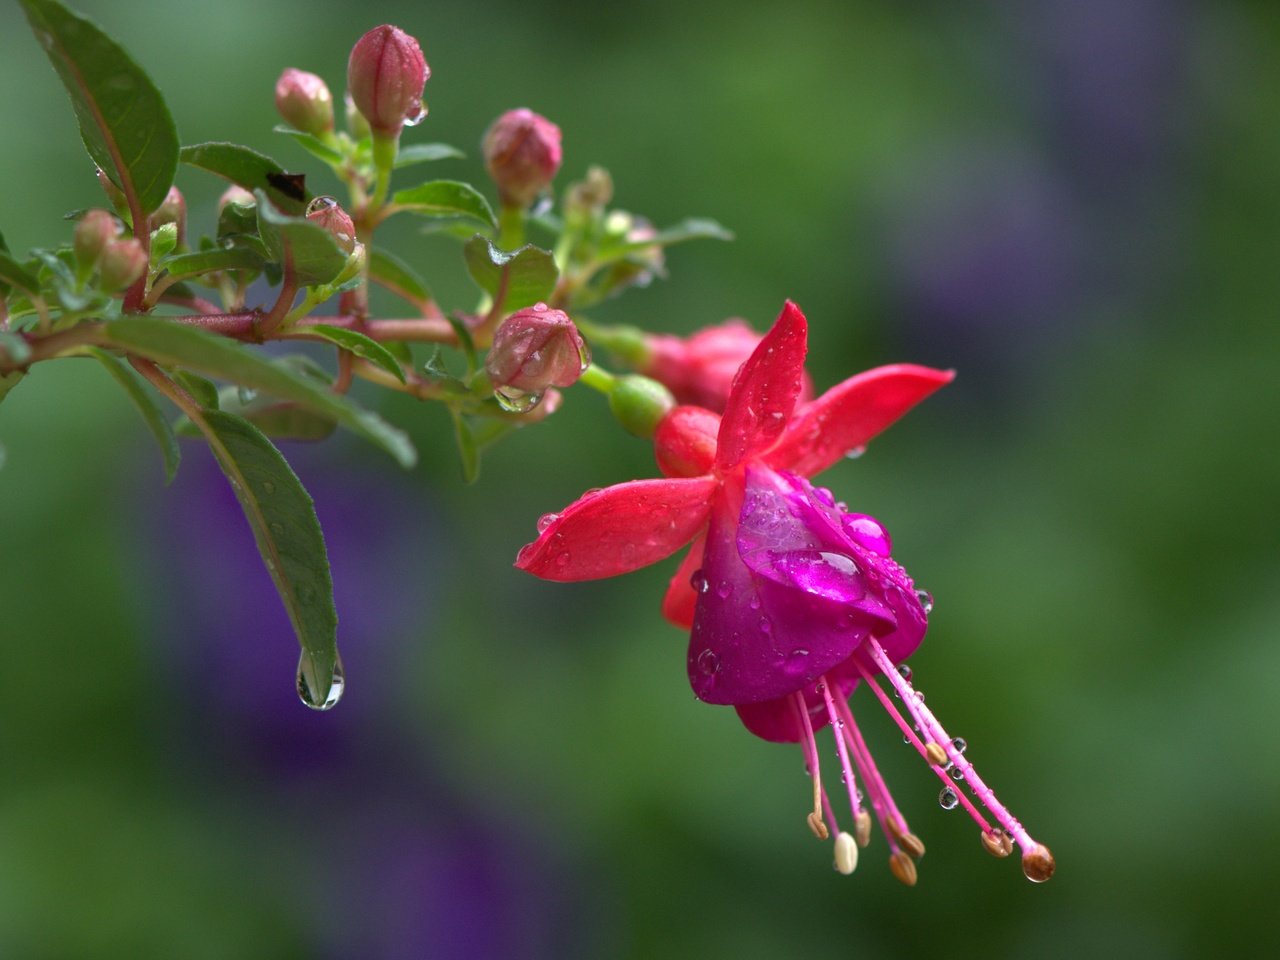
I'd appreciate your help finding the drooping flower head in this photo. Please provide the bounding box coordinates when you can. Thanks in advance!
[516,302,1053,884]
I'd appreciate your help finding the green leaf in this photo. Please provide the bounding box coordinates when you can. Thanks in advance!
[0,332,33,366]
[175,389,338,442]
[20,0,179,216]
[180,142,310,215]
[87,347,180,484]
[101,317,416,467]
[598,217,734,258]
[174,370,220,408]
[149,222,178,261]
[305,324,406,383]
[192,409,341,708]
[0,251,41,297]
[368,247,432,309]
[157,247,265,282]
[272,125,343,165]
[463,236,558,313]
[255,191,348,286]
[0,372,24,407]
[449,408,479,483]
[394,143,465,168]
[391,180,496,227]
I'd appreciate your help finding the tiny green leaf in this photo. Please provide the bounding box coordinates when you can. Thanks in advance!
[391,180,496,227]
[449,408,480,484]
[463,236,558,313]
[394,143,465,168]
[255,190,348,286]
[174,370,220,409]
[102,317,416,467]
[88,347,180,484]
[158,247,265,283]
[181,142,310,215]
[0,252,41,298]
[20,0,179,216]
[191,409,340,707]
[272,125,344,165]
[368,247,432,309]
[305,324,406,383]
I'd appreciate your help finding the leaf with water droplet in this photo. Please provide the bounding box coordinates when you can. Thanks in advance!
[191,409,341,709]
[463,236,558,314]
[20,0,179,217]
[306,324,406,383]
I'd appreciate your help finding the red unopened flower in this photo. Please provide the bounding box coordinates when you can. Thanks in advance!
[347,25,429,136]
[485,304,589,409]
[641,318,813,414]
[275,68,335,137]
[482,108,563,208]
[517,301,1053,884]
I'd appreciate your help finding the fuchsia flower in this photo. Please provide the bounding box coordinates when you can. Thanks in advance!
[517,301,1054,884]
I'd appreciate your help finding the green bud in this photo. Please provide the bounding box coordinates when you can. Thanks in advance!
[608,374,676,439]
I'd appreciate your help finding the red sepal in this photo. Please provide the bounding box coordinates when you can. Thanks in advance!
[515,476,718,581]
[661,532,705,629]
[715,301,808,471]
[766,364,955,477]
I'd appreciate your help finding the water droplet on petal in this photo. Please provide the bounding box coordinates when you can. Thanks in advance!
[495,385,543,413]
[716,580,732,599]
[841,514,892,556]
[555,551,571,567]
[915,589,934,615]
[950,766,966,782]
[691,569,710,594]
[758,616,772,634]
[296,652,345,711]
[696,648,721,675]
[791,648,810,659]
[403,104,429,127]
[897,663,913,682]
[845,446,866,460]
[813,486,835,507]
[748,595,761,610]
[951,736,968,754]
[938,787,959,811]
[537,512,559,533]
[306,195,338,216]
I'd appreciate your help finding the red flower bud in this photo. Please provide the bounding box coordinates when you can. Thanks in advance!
[346,25,428,136]
[654,405,721,478]
[486,304,588,402]
[305,196,357,254]
[149,186,186,245]
[218,185,256,211]
[483,108,563,208]
[98,237,148,291]
[275,68,335,137]
[73,209,120,269]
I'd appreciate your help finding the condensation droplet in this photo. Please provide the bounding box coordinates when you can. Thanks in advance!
[495,385,543,413]
[845,446,866,460]
[296,652,345,711]
[403,104,429,127]
[691,569,710,594]
[950,766,966,782]
[261,481,276,494]
[554,551,570,567]
[915,589,934,615]
[696,648,721,676]
[813,486,835,507]
[758,616,772,634]
[897,663,913,682]
[938,787,959,811]
[716,581,732,599]
[951,737,968,754]
[537,513,559,533]
[306,195,338,216]
[269,522,284,534]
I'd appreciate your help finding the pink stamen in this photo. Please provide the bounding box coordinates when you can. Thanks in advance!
[792,691,830,839]
[832,695,912,843]
[819,678,864,826]
[864,637,1041,855]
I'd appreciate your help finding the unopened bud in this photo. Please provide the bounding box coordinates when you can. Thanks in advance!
[305,196,357,254]
[833,832,858,875]
[486,304,588,397]
[98,237,148,291]
[275,68,335,137]
[654,405,720,478]
[73,209,120,269]
[482,108,562,208]
[218,185,256,212]
[1021,844,1056,883]
[149,186,186,245]
[564,165,613,219]
[889,850,918,887]
[347,25,428,136]
[609,374,675,439]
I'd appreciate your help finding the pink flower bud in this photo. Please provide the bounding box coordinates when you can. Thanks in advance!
[218,185,256,211]
[149,186,186,245]
[346,25,428,136]
[641,319,813,414]
[486,304,589,399]
[482,108,562,208]
[275,68,335,137]
[73,209,120,269]
[305,196,357,254]
[98,237,148,291]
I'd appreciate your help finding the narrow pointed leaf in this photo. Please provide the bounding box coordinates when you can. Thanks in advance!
[255,191,348,285]
[767,364,956,476]
[272,125,343,164]
[305,324,406,383]
[369,247,432,309]
[101,317,416,467]
[463,236,558,313]
[157,247,264,283]
[716,301,808,470]
[87,348,180,483]
[450,408,480,483]
[20,0,179,216]
[515,476,718,581]
[599,217,734,258]
[181,142,310,214]
[191,409,339,706]
[391,180,496,227]
[394,143,465,168]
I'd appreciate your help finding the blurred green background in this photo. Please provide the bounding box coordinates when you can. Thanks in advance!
[2,0,1278,957]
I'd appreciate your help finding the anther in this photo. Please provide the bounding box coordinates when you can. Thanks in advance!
[807,810,830,841]
[925,741,947,766]
[889,850,918,887]
[1021,844,1056,883]
[886,814,907,841]
[981,829,1014,858]
[834,831,858,875]
[854,810,873,848]
[898,832,926,860]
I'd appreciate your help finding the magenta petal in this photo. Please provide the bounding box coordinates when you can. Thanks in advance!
[767,364,954,477]
[715,301,808,471]
[734,676,859,743]
[515,476,718,581]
